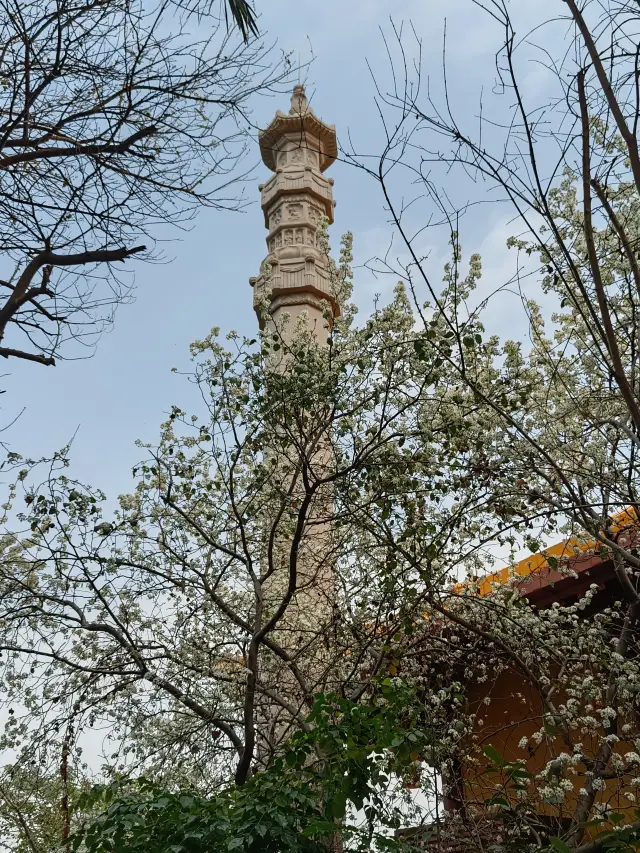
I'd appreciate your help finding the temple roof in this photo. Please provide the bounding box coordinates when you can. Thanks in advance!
[259,84,338,173]
[464,506,638,606]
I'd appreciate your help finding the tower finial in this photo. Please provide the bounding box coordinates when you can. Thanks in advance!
[289,83,308,116]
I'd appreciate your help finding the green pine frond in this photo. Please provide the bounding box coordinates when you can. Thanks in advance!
[225,0,258,42]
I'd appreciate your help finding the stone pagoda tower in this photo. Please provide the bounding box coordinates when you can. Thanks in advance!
[247,87,340,764]
[249,84,338,341]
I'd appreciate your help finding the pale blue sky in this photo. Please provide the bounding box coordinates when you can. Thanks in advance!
[3,0,560,497]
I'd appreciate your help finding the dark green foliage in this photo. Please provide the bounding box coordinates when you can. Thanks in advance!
[72,684,435,852]
[225,0,258,41]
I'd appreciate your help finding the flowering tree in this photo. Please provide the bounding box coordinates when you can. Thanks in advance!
[2,214,640,852]
[353,0,640,557]
[331,0,640,848]
[0,228,509,848]
[5,0,640,850]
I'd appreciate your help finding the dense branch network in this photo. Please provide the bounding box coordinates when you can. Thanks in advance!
[0,0,286,366]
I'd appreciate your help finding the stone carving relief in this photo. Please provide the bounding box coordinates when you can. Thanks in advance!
[270,206,282,228]
[284,230,293,246]
[291,148,304,164]
[307,151,318,167]
[295,229,304,244]
[277,151,288,167]
[287,203,302,221]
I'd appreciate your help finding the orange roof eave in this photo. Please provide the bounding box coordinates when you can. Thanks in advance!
[456,507,637,599]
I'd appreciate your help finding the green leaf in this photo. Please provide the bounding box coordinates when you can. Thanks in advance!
[483,745,505,767]
[509,768,531,779]
[549,837,572,853]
